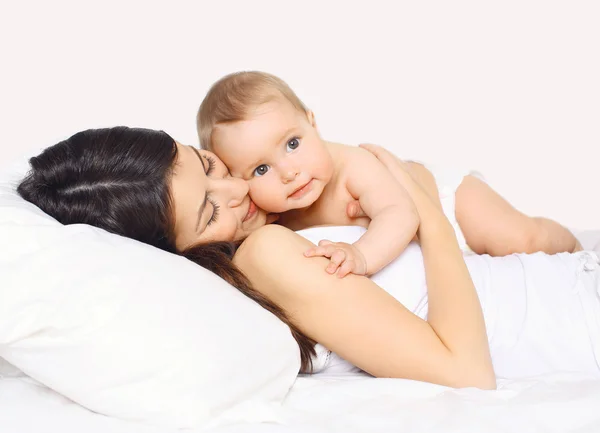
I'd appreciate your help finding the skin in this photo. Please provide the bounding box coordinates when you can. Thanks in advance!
[232,144,496,389]
[348,150,582,256]
[305,147,582,258]
[170,143,272,250]
[169,140,358,250]
[211,99,419,277]
[211,100,334,215]
[209,96,580,281]
[168,136,576,388]
[169,142,496,388]
[171,132,579,268]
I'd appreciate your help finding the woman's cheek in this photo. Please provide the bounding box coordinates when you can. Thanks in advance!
[226,215,239,241]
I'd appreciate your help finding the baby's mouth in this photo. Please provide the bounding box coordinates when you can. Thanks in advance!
[289,179,314,199]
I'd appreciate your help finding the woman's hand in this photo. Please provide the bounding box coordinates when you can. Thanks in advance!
[346,144,420,220]
[359,143,414,182]
[341,143,495,388]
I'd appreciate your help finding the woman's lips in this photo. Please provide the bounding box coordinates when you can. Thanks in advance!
[243,199,258,222]
[289,179,314,199]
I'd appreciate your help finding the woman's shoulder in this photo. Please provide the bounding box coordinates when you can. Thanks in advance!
[233,225,310,270]
[233,224,336,303]
[238,224,301,249]
[235,225,368,264]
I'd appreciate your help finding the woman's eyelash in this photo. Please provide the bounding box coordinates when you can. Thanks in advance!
[207,197,220,226]
[205,156,216,175]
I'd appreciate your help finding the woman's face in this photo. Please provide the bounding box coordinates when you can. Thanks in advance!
[170,143,268,250]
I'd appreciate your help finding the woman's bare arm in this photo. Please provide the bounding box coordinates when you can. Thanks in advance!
[234,225,492,388]
[234,146,495,388]
[360,144,494,382]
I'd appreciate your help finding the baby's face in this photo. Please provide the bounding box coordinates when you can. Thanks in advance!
[211,100,333,213]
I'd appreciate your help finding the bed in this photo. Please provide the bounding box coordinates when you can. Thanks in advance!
[0,146,600,433]
[3,2,599,430]
[3,369,600,432]
[1,223,599,433]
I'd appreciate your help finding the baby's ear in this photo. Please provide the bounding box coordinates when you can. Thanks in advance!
[305,109,318,128]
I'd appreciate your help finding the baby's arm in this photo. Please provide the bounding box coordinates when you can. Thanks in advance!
[345,160,443,220]
[455,175,581,256]
[307,148,419,276]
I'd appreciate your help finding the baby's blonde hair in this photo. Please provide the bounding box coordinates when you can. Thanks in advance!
[197,71,308,150]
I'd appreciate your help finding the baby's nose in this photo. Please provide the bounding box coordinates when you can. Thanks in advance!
[281,169,299,183]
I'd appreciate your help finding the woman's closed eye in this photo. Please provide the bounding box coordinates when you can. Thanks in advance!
[207,197,220,226]
[205,155,216,176]
[202,156,219,226]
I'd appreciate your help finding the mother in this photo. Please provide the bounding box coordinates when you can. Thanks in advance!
[17,127,600,389]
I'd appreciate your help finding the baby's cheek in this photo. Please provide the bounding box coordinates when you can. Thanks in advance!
[248,179,287,213]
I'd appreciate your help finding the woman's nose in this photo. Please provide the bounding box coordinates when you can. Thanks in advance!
[213,177,249,208]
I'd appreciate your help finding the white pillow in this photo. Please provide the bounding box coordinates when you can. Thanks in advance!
[0,158,300,429]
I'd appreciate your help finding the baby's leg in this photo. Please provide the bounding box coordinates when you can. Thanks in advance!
[455,175,580,256]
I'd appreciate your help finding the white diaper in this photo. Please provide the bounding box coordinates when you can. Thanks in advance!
[408,160,485,254]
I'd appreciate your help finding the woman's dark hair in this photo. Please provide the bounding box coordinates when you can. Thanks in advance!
[17,126,315,372]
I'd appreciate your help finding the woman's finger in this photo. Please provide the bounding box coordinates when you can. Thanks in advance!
[359,143,416,189]
[359,143,400,167]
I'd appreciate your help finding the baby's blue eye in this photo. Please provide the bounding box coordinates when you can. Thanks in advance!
[253,164,270,177]
[286,138,300,152]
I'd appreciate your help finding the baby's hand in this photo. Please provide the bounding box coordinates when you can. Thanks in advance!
[304,240,367,278]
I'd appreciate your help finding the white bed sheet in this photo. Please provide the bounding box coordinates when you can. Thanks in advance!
[2,229,600,433]
[3,372,600,433]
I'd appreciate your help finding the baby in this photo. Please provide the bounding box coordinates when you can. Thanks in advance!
[197,71,581,277]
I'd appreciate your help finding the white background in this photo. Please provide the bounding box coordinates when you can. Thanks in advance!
[1,0,598,229]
